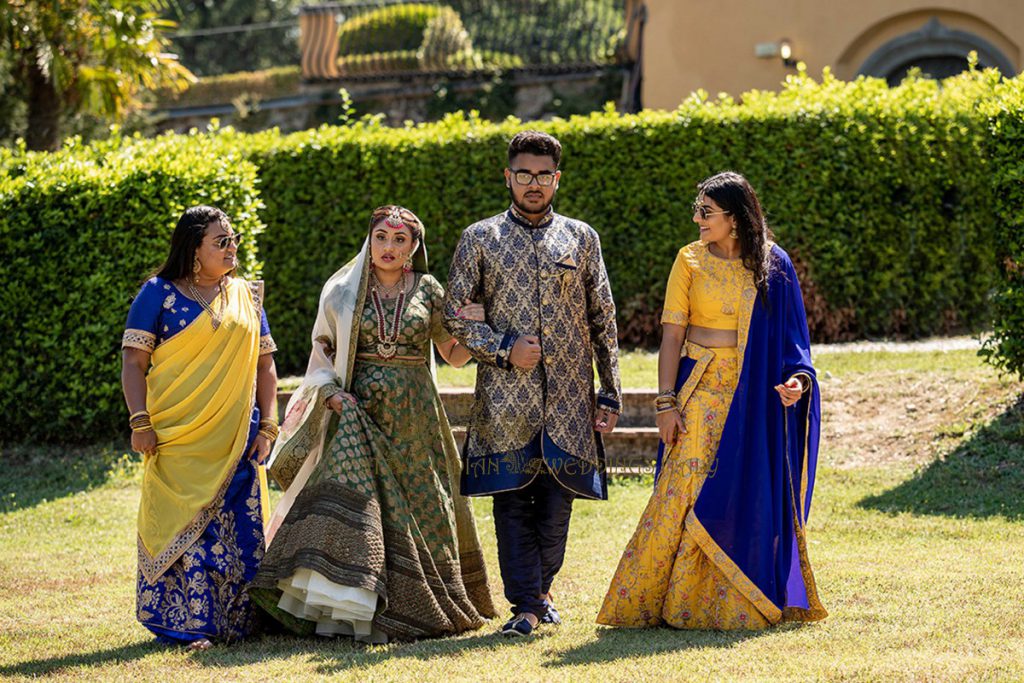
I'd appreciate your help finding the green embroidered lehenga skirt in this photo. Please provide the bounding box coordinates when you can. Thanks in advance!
[253,276,496,642]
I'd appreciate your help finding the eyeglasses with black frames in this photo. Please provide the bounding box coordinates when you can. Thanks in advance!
[511,169,558,187]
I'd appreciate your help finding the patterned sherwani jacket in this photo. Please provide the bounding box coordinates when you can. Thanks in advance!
[443,207,621,499]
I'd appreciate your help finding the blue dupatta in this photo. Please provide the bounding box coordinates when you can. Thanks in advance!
[656,245,827,623]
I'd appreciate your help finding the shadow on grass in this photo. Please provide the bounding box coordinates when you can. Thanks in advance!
[859,395,1024,519]
[0,442,136,514]
[0,641,162,677]
[543,623,783,668]
[163,628,531,675]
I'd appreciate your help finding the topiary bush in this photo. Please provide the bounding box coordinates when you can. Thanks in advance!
[337,3,448,55]
[338,50,421,76]
[418,7,473,70]
[0,129,264,442]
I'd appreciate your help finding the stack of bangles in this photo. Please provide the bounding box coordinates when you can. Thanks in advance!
[258,418,279,442]
[129,410,153,433]
[654,390,677,415]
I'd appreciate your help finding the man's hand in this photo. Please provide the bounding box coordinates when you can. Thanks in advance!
[594,408,618,434]
[509,335,542,369]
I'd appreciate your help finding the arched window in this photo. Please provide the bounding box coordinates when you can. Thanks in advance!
[858,17,1015,84]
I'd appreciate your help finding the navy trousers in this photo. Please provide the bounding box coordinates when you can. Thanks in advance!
[492,468,576,618]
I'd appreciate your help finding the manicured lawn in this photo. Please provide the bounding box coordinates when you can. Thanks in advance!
[2,347,1022,681]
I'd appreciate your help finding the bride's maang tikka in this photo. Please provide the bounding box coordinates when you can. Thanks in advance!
[384,206,405,230]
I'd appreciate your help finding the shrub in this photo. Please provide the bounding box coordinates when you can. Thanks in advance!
[251,68,1007,371]
[157,66,302,109]
[0,129,264,442]
[338,50,421,76]
[4,67,1021,413]
[418,7,473,70]
[980,76,1024,378]
[337,3,447,55]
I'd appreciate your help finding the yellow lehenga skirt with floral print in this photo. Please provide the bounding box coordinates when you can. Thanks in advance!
[597,346,770,629]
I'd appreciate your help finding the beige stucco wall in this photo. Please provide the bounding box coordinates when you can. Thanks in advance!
[640,0,1024,110]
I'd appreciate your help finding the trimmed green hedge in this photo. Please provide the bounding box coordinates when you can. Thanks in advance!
[252,68,1008,372]
[981,76,1024,378]
[0,131,264,442]
[157,66,302,109]
[4,67,1023,442]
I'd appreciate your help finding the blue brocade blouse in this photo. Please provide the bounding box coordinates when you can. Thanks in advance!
[122,276,276,355]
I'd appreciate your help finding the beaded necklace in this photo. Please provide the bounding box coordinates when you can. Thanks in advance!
[370,273,408,359]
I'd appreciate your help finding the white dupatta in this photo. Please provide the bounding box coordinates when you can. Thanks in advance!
[264,237,371,542]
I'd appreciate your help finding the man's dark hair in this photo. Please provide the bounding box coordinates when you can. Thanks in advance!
[507,130,562,167]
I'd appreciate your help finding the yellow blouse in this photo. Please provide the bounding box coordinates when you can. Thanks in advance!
[661,241,753,331]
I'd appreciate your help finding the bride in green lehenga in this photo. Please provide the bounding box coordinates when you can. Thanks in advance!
[252,205,497,642]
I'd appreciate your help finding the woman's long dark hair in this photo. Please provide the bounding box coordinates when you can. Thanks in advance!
[154,205,231,282]
[697,171,775,300]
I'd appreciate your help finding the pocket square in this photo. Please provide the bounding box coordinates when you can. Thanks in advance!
[554,254,578,269]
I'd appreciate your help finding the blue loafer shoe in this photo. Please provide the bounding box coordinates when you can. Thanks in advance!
[500,614,534,637]
[540,602,561,625]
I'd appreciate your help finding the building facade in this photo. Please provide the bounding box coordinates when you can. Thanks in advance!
[638,1,1023,109]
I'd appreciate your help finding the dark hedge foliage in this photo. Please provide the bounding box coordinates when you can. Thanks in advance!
[981,77,1024,378]
[0,131,264,442]
[4,66,1022,443]
[252,68,1008,372]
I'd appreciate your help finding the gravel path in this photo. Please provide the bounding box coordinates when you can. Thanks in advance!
[814,335,983,354]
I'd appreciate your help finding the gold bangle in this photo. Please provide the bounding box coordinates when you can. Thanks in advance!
[129,410,150,420]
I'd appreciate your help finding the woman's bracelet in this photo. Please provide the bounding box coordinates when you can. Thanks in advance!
[129,410,153,433]
[258,418,279,441]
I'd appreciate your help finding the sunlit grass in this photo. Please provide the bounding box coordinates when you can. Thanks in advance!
[4,348,1022,681]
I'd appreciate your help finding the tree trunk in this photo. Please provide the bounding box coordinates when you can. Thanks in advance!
[25,60,62,151]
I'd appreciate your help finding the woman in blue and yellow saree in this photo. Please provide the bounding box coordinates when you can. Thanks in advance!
[251,205,497,643]
[121,206,279,650]
[598,172,827,630]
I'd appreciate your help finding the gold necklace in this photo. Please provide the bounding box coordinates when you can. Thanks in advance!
[188,277,226,329]
[371,271,403,299]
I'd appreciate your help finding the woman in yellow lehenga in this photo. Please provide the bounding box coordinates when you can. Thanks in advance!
[122,205,278,649]
[598,172,827,630]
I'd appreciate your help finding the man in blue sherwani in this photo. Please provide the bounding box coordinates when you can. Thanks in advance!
[444,130,622,637]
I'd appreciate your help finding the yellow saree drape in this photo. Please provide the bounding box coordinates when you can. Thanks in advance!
[137,278,262,583]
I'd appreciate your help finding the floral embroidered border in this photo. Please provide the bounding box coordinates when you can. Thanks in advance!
[660,310,689,326]
[123,328,156,352]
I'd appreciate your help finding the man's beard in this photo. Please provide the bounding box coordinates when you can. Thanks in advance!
[508,186,554,217]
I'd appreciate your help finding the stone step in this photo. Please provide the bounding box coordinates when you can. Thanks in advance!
[447,426,661,471]
[279,388,662,428]
[276,390,663,475]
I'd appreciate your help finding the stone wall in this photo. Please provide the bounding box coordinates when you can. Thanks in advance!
[155,66,626,134]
